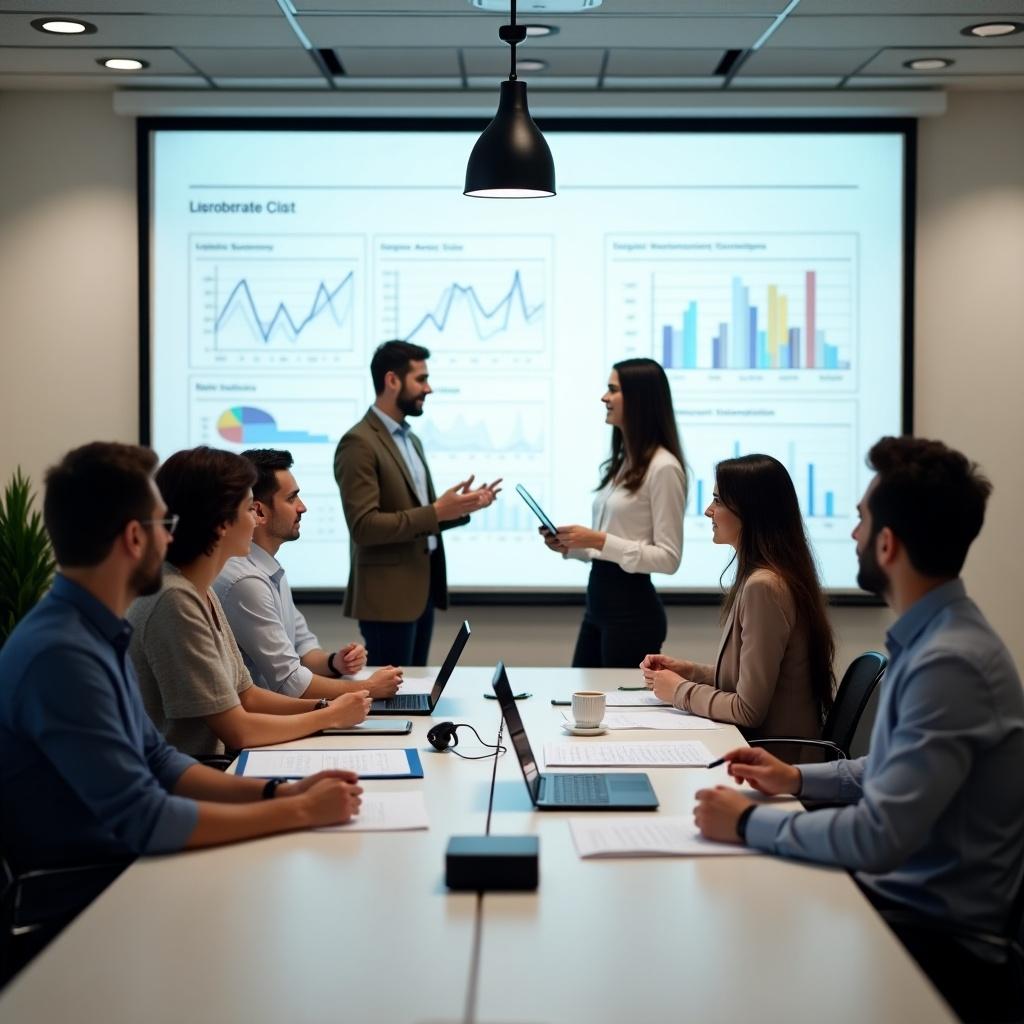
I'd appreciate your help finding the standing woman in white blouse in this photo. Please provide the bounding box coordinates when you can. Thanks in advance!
[542,358,687,667]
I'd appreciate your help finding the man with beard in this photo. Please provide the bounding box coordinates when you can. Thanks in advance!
[335,340,500,666]
[215,448,403,699]
[0,443,364,944]
[692,435,1024,1014]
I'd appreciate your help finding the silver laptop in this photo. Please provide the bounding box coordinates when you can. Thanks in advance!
[371,620,471,715]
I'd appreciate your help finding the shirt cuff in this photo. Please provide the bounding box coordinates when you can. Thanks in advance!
[743,805,799,853]
[278,664,314,699]
[144,795,200,854]
[295,638,320,658]
[152,748,198,793]
[599,532,629,566]
[795,760,845,801]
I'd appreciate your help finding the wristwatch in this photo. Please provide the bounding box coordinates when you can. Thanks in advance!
[261,777,287,800]
[326,651,342,677]
[314,697,330,710]
[736,805,756,843]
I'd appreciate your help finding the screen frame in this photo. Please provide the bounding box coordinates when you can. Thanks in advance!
[137,114,915,607]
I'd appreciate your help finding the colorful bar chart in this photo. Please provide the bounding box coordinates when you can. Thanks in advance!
[661,269,850,371]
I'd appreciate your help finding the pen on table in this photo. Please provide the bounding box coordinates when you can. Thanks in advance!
[706,756,728,769]
[550,699,571,706]
[618,685,648,691]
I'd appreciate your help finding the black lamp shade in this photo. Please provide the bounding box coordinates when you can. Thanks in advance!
[464,80,556,198]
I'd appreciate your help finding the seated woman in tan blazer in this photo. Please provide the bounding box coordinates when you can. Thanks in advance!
[641,454,834,748]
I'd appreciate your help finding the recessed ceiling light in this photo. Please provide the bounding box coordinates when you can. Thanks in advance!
[962,22,1023,38]
[903,58,954,71]
[524,25,557,37]
[31,17,96,34]
[98,57,149,71]
[517,59,547,72]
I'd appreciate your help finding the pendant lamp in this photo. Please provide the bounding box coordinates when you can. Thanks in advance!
[464,0,556,198]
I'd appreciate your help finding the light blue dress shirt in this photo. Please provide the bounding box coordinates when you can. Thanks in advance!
[0,575,198,868]
[371,404,437,552]
[214,544,321,698]
[745,578,1024,934]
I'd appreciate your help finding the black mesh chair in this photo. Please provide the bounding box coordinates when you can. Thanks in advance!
[749,650,888,762]
[0,843,128,987]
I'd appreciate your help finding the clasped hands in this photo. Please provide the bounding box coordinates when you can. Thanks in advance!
[435,475,503,522]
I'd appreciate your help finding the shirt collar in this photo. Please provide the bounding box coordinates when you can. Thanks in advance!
[51,574,133,651]
[247,541,284,583]
[371,404,409,437]
[885,578,967,657]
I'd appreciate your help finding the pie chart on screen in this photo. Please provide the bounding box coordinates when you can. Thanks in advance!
[216,406,329,445]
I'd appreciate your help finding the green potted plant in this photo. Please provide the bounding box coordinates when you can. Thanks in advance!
[0,468,56,647]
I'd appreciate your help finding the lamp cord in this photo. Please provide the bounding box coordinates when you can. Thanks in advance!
[509,0,517,80]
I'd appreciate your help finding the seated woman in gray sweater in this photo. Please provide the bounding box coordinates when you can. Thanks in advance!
[128,446,369,757]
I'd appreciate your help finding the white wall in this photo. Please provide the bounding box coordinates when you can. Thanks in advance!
[1,89,1020,670]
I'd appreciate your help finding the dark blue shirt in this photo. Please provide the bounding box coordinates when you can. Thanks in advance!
[0,576,198,868]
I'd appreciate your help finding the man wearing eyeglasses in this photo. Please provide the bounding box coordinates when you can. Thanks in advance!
[0,442,364,958]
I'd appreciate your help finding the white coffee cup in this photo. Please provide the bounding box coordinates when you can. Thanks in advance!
[572,691,606,729]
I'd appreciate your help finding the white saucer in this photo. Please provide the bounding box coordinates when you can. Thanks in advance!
[562,724,607,736]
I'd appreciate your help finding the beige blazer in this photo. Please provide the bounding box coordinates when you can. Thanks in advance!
[334,408,466,622]
[672,568,823,742]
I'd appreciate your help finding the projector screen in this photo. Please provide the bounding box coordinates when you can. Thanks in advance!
[142,118,911,596]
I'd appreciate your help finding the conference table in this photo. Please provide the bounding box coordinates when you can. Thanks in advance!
[0,667,953,1024]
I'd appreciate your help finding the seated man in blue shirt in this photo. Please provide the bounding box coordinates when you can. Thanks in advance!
[693,436,1024,1012]
[0,443,364,898]
[214,448,403,701]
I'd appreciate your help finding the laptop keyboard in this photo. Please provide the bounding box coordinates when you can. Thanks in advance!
[385,693,430,710]
[547,774,610,804]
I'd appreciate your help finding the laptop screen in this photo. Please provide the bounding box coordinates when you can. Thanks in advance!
[429,620,471,706]
[491,662,541,801]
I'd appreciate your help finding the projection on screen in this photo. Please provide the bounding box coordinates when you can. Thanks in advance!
[146,126,906,593]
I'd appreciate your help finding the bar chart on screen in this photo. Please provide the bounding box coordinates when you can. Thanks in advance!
[188,234,366,369]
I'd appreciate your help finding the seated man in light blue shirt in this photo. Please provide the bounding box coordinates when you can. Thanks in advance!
[0,443,365,923]
[214,449,403,701]
[693,436,1024,1012]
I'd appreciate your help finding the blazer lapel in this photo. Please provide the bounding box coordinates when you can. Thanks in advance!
[365,410,421,502]
[712,594,739,686]
[408,431,436,502]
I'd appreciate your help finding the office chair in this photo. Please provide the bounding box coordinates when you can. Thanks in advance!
[0,841,128,988]
[748,650,888,763]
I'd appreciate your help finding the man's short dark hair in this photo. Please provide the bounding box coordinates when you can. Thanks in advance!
[43,442,159,568]
[867,435,992,578]
[156,447,256,567]
[241,449,294,505]
[370,340,430,395]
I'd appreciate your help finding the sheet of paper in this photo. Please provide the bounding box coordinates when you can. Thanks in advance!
[561,710,722,731]
[604,692,670,708]
[238,748,413,778]
[318,791,429,833]
[544,740,713,767]
[569,818,758,858]
[351,669,436,695]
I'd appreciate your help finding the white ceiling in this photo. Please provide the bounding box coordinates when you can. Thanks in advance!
[0,0,1022,94]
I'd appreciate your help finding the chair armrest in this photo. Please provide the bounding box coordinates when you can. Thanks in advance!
[880,908,1022,962]
[749,738,847,760]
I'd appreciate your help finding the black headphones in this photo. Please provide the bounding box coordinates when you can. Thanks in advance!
[427,721,506,760]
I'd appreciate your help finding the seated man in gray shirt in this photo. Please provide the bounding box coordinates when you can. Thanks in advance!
[214,449,403,701]
[693,436,1024,1014]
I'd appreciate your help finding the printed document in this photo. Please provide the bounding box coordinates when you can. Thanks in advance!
[562,710,721,731]
[318,792,429,833]
[353,669,436,695]
[604,692,670,708]
[544,741,713,767]
[570,818,758,858]
[237,748,414,778]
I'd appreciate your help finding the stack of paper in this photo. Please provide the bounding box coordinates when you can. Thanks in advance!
[561,710,722,731]
[604,692,670,708]
[544,741,714,767]
[570,818,758,858]
[318,792,430,833]
[235,747,423,779]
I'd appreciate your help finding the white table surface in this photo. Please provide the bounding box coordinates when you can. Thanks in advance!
[0,666,953,1024]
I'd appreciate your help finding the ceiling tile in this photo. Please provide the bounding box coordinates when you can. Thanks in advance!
[335,47,461,76]
[466,74,598,89]
[732,76,845,87]
[463,46,604,75]
[0,0,280,11]
[211,77,330,89]
[0,46,194,75]
[604,76,723,88]
[860,46,1024,75]
[605,49,723,76]
[0,72,208,90]
[294,1,786,11]
[796,0,1023,14]
[738,47,878,76]
[182,47,320,78]
[772,16,1024,48]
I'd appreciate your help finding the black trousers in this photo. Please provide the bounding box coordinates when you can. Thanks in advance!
[571,560,667,669]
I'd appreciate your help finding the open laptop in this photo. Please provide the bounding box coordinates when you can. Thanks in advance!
[491,661,659,810]
[371,620,471,715]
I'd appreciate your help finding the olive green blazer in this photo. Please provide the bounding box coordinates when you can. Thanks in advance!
[334,408,466,622]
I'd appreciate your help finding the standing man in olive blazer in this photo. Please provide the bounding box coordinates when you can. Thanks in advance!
[335,341,500,666]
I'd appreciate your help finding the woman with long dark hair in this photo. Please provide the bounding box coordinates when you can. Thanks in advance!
[542,358,687,667]
[641,454,833,744]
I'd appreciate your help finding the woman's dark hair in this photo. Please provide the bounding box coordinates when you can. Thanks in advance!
[155,447,256,567]
[716,454,835,720]
[598,358,686,494]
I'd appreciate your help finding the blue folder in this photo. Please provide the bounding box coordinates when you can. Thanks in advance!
[235,747,423,780]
